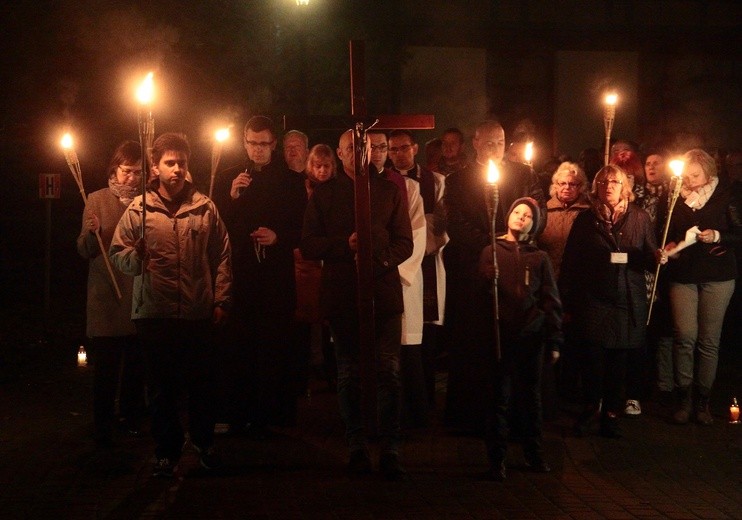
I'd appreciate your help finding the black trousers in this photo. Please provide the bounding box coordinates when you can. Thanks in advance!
[485,336,545,465]
[135,319,216,461]
[580,342,629,417]
[224,312,296,428]
[90,335,145,440]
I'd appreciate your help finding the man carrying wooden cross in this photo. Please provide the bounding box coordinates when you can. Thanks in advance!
[300,129,413,481]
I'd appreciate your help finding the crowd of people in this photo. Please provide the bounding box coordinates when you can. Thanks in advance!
[77,116,741,482]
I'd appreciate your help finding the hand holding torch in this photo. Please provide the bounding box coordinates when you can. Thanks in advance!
[61,134,122,299]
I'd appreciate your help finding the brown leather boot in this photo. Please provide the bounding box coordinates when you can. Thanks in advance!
[672,386,692,424]
[695,395,714,425]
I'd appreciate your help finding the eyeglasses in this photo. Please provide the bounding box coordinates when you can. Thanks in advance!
[597,179,623,186]
[556,181,580,188]
[370,144,388,152]
[246,140,274,149]
[388,144,412,154]
[118,166,142,177]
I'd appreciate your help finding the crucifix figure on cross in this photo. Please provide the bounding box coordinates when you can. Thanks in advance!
[296,40,434,480]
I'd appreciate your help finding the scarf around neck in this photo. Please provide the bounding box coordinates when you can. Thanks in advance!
[682,176,718,211]
[108,177,140,206]
[595,198,628,229]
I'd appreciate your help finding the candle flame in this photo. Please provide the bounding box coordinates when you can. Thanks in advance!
[524,142,534,163]
[136,72,154,105]
[215,127,230,143]
[61,133,73,150]
[605,93,618,106]
[669,159,684,177]
[487,160,500,184]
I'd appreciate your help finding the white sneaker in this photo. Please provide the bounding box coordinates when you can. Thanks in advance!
[624,399,642,416]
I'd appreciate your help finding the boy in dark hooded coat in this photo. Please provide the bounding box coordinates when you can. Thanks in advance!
[477,197,563,481]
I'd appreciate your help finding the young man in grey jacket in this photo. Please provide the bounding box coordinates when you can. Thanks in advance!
[110,132,232,477]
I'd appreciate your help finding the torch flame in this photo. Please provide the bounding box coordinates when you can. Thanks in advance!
[215,127,230,143]
[669,159,684,177]
[61,133,73,150]
[487,160,500,185]
[136,72,154,105]
[605,93,618,106]
[524,141,534,163]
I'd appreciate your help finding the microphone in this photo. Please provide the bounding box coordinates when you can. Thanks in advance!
[237,160,254,197]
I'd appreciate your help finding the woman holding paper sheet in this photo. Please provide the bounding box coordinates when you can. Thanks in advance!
[560,165,658,438]
[663,149,742,425]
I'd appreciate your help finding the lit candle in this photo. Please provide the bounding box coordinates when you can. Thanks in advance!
[731,397,740,423]
[136,72,155,243]
[209,127,231,199]
[486,159,500,185]
[669,159,684,178]
[524,141,534,167]
[136,72,154,106]
[77,345,87,367]
[60,133,83,193]
[603,92,618,166]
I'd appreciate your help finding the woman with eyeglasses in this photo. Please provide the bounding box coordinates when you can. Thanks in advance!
[560,165,659,438]
[662,149,741,425]
[538,162,590,279]
[76,141,146,446]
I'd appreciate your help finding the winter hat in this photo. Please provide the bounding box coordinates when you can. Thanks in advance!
[506,197,541,238]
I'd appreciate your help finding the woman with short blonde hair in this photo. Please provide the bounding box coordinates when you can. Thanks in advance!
[663,148,740,425]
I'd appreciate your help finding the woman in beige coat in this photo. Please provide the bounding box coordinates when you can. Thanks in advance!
[77,141,145,445]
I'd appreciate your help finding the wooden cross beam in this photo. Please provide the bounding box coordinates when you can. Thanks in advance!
[285,40,434,433]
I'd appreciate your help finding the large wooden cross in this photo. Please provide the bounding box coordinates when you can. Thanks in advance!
[284,40,434,432]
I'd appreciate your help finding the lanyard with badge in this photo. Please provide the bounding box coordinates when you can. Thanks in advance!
[610,231,628,264]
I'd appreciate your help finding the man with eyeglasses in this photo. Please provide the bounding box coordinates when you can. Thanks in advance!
[223,115,308,436]
[443,119,546,434]
[387,130,448,422]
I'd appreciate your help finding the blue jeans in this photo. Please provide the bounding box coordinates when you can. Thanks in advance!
[669,280,735,395]
[329,314,402,454]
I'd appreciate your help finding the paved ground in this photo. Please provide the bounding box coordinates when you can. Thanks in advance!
[0,333,740,520]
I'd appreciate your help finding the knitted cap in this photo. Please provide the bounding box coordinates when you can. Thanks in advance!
[506,197,541,238]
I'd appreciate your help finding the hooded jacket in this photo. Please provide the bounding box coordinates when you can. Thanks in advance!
[109,182,232,320]
[478,197,563,349]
